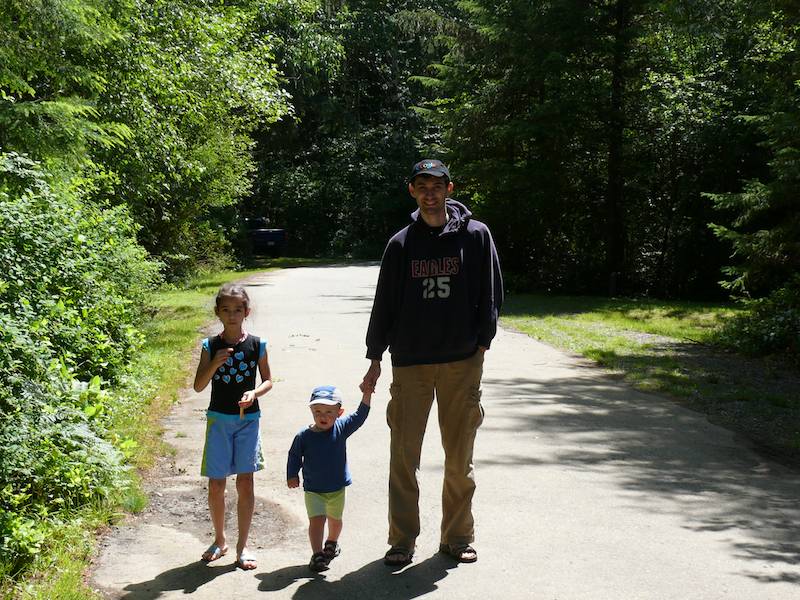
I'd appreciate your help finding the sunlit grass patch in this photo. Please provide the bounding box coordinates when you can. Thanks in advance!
[501,293,800,462]
[503,294,739,344]
[502,293,738,399]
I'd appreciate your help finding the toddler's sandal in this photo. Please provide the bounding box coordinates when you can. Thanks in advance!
[323,540,341,561]
[308,551,329,572]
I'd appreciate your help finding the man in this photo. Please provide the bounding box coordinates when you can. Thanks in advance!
[361,159,503,566]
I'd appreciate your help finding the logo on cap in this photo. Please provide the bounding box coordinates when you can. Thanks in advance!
[309,385,343,406]
[410,159,450,182]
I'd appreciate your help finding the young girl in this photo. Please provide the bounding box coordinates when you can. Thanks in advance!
[193,283,272,570]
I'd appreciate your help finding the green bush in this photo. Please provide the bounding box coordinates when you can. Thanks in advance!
[0,152,158,382]
[0,152,159,574]
[0,407,128,574]
[714,276,800,364]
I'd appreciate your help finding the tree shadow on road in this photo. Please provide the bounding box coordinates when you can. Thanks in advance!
[120,560,237,599]
[480,369,800,586]
[256,554,455,598]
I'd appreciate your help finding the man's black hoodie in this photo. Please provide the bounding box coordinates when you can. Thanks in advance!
[365,199,503,367]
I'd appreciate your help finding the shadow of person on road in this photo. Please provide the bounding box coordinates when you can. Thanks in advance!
[255,563,323,592]
[257,554,456,598]
[120,560,237,599]
[480,372,800,585]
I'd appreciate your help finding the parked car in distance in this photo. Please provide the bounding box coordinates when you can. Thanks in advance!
[245,217,286,257]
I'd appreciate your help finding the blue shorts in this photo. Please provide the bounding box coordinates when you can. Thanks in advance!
[201,411,264,479]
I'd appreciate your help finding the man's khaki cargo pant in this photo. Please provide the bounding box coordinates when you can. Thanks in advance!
[387,351,485,551]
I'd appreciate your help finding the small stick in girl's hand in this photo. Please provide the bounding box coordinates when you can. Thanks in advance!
[239,406,244,419]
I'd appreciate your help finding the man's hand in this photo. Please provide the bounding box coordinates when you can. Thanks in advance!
[287,477,300,489]
[360,360,381,394]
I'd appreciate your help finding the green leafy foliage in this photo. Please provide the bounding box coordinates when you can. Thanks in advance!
[1,0,293,279]
[0,154,157,382]
[428,0,759,296]
[0,0,131,164]
[252,0,445,257]
[708,7,800,297]
[0,152,158,574]
[92,0,291,278]
[702,4,800,361]
[714,277,800,362]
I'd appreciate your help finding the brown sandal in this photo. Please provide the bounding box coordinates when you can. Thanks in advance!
[384,546,414,566]
[439,543,478,563]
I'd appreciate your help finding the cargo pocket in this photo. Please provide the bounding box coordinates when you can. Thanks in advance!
[467,387,484,432]
[387,382,402,430]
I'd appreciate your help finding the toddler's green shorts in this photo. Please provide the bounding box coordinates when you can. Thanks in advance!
[304,488,345,519]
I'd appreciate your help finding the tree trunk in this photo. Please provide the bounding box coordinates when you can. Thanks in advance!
[605,0,630,295]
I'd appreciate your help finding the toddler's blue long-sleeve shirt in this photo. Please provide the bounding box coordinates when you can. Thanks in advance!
[287,402,370,493]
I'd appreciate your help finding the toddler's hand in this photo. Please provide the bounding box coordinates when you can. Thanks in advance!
[361,389,373,406]
[287,477,300,489]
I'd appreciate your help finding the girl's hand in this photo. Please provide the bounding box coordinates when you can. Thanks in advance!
[239,390,256,409]
[287,478,300,489]
[212,347,234,368]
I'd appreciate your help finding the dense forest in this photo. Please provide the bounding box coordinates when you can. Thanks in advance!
[0,0,797,583]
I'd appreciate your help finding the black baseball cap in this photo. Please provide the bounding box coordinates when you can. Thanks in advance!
[409,159,450,183]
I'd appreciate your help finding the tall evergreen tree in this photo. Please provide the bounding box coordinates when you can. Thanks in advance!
[435,0,658,292]
[430,0,769,297]
[710,2,800,298]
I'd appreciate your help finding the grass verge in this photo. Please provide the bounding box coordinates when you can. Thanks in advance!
[502,294,800,462]
[6,258,311,599]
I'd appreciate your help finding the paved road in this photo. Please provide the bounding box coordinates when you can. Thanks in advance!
[92,264,800,599]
